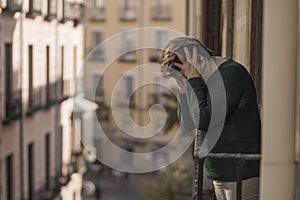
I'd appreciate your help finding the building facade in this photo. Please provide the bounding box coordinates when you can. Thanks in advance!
[0,0,85,199]
[83,0,186,169]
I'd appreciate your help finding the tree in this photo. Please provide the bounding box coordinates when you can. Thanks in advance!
[143,160,193,200]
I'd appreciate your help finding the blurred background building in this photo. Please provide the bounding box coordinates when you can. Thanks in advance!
[0,0,87,199]
[83,0,186,170]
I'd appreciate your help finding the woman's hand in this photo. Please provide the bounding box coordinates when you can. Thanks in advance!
[173,47,202,79]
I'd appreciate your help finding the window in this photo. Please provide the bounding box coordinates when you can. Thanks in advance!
[63,0,80,21]
[4,43,20,121]
[73,46,77,81]
[120,0,137,20]
[28,45,33,108]
[27,45,42,113]
[150,30,168,61]
[92,74,104,104]
[28,143,34,200]
[6,154,14,200]
[120,30,136,61]
[28,0,42,16]
[90,0,105,21]
[125,76,133,100]
[46,46,51,104]
[61,46,64,97]
[45,134,50,190]
[152,76,167,105]
[94,0,104,8]
[5,0,22,13]
[90,31,105,60]
[46,0,57,19]
[55,126,63,175]
[155,30,168,50]
[152,0,171,20]
[118,76,134,105]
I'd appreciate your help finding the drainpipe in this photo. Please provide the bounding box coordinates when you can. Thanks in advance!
[19,1,24,199]
[261,0,298,199]
[185,0,189,35]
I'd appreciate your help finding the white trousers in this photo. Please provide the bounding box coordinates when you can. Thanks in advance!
[213,177,259,200]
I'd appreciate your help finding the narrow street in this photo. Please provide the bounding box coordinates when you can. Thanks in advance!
[82,165,145,200]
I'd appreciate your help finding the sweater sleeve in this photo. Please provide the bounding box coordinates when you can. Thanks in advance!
[177,93,196,132]
[186,65,243,130]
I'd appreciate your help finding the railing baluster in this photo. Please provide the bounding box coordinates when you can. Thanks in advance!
[236,159,245,200]
[193,158,204,200]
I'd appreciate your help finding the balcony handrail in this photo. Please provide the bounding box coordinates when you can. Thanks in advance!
[202,153,261,160]
[28,87,42,112]
[193,132,261,200]
[3,89,21,122]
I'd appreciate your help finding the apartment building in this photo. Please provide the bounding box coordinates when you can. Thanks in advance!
[83,0,186,169]
[0,0,86,199]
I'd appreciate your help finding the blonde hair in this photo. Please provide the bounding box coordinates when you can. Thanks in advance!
[160,37,215,77]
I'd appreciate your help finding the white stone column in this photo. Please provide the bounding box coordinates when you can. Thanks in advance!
[261,0,298,199]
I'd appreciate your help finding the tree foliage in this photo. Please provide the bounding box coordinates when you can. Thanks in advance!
[143,161,193,200]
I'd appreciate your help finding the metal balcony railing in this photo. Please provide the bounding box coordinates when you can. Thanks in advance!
[151,5,171,20]
[85,89,105,105]
[193,131,261,200]
[46,82,59,106]
[55,80,63,101]
[4,90,21,123]
[27,87,42,114]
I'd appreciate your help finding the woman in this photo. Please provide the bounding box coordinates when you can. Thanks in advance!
[160,37,261,200]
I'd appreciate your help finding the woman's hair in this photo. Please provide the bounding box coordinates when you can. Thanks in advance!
[159,37,215,77]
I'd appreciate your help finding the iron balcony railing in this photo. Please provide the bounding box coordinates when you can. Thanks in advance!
[4,89,21,123]
[193,131,261,200]
[46,82,59,106]
[27,87,42,114]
